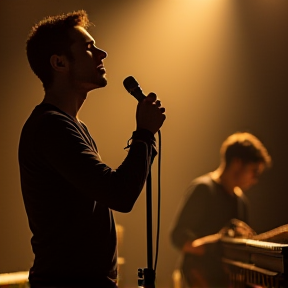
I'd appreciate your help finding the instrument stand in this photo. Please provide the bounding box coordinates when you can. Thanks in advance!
[137,169,156,288]
[138,268,155,288]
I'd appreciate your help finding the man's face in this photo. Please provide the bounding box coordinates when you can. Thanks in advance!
[235,161,265,191]
[67,26,107,91]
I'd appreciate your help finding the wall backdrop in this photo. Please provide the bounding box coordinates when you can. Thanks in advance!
[0,0,287,287]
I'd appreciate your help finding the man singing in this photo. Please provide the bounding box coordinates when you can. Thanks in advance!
[18,10,165,288]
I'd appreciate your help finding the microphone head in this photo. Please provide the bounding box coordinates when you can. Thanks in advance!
[123,76,138,92]
[123,76,146,101]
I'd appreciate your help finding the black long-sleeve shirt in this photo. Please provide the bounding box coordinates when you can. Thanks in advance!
[170,174,249,286]
[171,174,249,249]
[18,103,156,287]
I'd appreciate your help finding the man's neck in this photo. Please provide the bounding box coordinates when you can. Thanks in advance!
[210,168,236,195]
[43,88,87,120]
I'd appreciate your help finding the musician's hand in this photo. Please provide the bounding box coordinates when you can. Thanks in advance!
[136,92,166,134]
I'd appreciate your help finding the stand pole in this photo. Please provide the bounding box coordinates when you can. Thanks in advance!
[138,169,155,288]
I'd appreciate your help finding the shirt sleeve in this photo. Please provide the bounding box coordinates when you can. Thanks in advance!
[35,113,156,213]
[170,182,212,250]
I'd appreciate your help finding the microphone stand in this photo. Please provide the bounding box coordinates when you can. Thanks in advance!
[122,77,161,288]
[138,168,155,288]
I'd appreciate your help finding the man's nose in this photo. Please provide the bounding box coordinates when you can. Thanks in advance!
[96,48,107,60]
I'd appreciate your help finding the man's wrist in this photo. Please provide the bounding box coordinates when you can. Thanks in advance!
[124,129,156,150]
[132,129,156,144]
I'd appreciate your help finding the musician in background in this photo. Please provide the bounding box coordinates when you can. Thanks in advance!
[170,132,271,288]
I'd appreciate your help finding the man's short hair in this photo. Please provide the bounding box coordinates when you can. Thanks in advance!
[220,132,271,168]
[26,10,91,90]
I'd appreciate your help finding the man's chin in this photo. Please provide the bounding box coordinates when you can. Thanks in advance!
[96,77,108,88]
[87,78,107,91]
[240,185,251,192]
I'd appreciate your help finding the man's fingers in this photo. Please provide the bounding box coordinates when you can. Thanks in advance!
[155,100,162,107]
[145,92,157,102]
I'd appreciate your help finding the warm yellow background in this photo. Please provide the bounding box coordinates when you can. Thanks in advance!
[0,1,287,287]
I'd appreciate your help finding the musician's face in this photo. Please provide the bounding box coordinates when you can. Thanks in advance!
[235,161,265,191]
[67,26,107,91]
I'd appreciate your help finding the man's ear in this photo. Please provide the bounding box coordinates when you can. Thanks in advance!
[50,55,68,71]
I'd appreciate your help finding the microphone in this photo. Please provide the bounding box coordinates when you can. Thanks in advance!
[123,76,146,102]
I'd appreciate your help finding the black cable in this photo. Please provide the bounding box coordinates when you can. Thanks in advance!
[153,130,161,271]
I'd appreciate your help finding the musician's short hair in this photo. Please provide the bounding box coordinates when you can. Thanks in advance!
[220,132,271,168]
[26,10,91,90]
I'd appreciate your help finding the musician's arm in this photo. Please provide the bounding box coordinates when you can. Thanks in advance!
[183,233,223,254]
[170,183,212,255]
[182,240,206,255]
